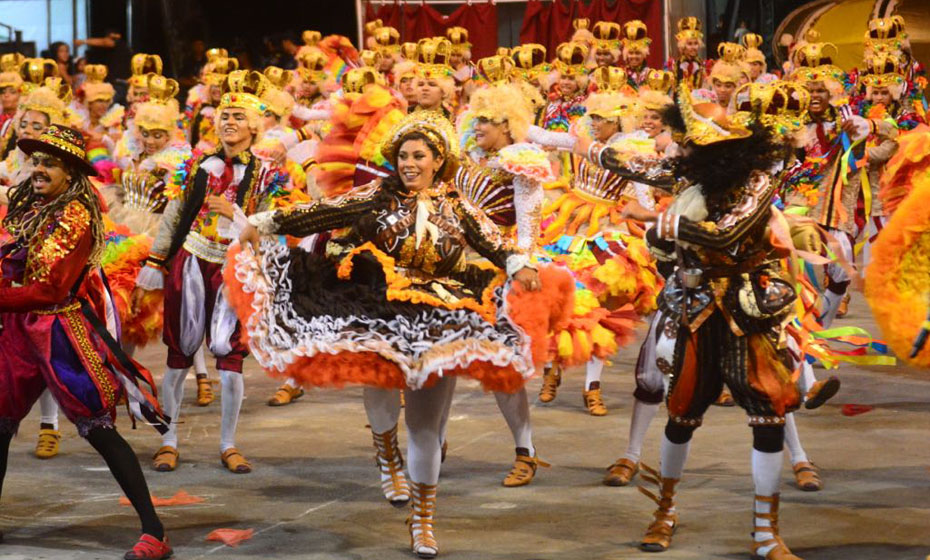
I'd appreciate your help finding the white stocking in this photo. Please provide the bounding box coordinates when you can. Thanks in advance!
[659,434,690,480]
[784,413,808,466]
[405,377,454,485]
[798,361,817,396]
[437,376,458,447]
[820,290,845,329]
[585,357,604,390]
[752,449,784,556]
[493,388,534,454]
[219,369,244,453]
[284,378,301,389]
[161,367,189,448]
[38,390,59,430]
[193,346,209,376]
[364,387,402,434]
[624,400,660,463]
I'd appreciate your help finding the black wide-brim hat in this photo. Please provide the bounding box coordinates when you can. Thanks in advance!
[18,124,99,177]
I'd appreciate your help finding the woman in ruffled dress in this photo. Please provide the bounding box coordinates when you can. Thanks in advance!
[232,112,551,558]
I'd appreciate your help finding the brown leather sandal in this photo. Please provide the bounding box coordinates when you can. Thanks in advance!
[583,383,608,416]
[267,384,305,406]
[35,428,62,459]
[792,461,822,491]
[196,375,215,407]
[713,388,735,407]
[221,448,252,474]
[604,458,639,486]
[752,494,803,559]
[804,376,840,410]
[502,452,550,487]
[538,366,561,403]
[638,464,679,552]
[152,446,179,472]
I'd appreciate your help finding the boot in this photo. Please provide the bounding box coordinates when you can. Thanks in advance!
[407,481,438,558]
[638,464,679,552]
[538,366,561,403]
[752,494,803,559]
[372,425,410,506]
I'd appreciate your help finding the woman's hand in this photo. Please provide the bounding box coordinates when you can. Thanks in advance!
[514,267,541,292]
[621,200,658,223]
[207,195,235,219]
[239,224,261,253]
[130,286,146,315]
[573,134,593,158]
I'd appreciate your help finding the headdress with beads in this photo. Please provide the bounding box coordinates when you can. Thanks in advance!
[415,38,454,79]
[621,20,651,54]
[217,70,269,115]
[374,26,401,55]
[342,67,385,94]
[204,57,239,87]
[710,42,746,84]
[510,44,549,81]
[593,22,621,52]
[129,54,163,89]
[554,42,589,77]
[678,82,751,145]
[0,53,24,90]
[302,30,322,48]
[135,74,181,131]
[590,66,628,92]
[19,58,59,94]
[380,109,459,164]
[676,17,703,43]
[262,67,296,118]
[789,42,845,91]
[446,27,471,56]
[82,65,115,103]
[476,55,515,85]
[741,33,766,66]
[18,80,70,127]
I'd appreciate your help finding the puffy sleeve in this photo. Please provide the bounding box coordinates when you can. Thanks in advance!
[249,181,381,237]
[0,201,94,312]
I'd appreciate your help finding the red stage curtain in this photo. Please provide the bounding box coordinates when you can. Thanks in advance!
[403,3,499,59]
[365,2,403,34]
[519,0,664,68]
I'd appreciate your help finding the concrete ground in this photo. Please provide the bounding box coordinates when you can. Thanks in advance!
[1,296,928,560]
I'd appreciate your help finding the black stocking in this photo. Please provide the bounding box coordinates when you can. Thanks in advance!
[85,427,163,539]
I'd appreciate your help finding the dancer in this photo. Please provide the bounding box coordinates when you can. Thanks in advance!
[231,111,557,557]
[134,70,291,474]
[0,124,171,559]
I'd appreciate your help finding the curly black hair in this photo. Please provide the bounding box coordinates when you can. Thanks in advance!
[671,122,787,203]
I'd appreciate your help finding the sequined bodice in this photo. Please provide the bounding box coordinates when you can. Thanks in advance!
[453,159,516,227]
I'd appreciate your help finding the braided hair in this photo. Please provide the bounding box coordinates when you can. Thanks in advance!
[3,167,106,267]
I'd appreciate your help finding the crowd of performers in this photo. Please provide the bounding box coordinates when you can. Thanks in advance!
[0,12,928,560]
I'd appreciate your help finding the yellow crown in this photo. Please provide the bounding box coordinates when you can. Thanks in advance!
[204,57,240,86]
[145,73,179,104]
[205,48,228,62]
[593,21,621,50]
[342,67,385,94]
[789,43,844,84]
[860,52,905,91]
[0,53,24,73]
[359,49,383,69]
[554,42,589,77]
[676,17,703,42]
[20,80,70,125]
[380,109,459,164]
[645,69,676,94]
[573,18,591,32]
[263,66,293,89]
[741,34,765,64]
[135,74,180,131]
[780,81,810,116]
[416,38,453,78]
[476,55,514,84]
[868,16,905,41]
[717,42,746,63]
[794,42,836,67]
[218,70,269,114]
[679,82,750,145]
[302,30,322,47]
[510,44,549,81]
[590,66,628,92]
[446,26,471,54]
[621,20,651,53]
[84,64,108,83]
[20,58,59,92]
[400,42,418,60]
[374,26,401,53]
[733,81,809,135]
[365,19,383,36]
[297,47,327,72]
[496,47,511,57]
[131,53,163,77]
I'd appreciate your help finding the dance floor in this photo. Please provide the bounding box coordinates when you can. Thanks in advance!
[2,297,928,559]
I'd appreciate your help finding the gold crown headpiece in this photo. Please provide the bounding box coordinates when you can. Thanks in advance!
[416,38,454,79]
[590,66,628,92]
[496,47,511,57]
[554,42,589,77]
[359,49,384,69]
[374,26,401,54]
[717,42,746,63]
[678,82,751,145]
[510,43,549,79]
[20,58,59,93]
[84,64,108,83]
[218,70,269,114]
[135,74,180,131]
[263,66,293,89]
[20,78,71,125]
[621,20,651,53]
[732,80,808,135]
[476,55,515,85]
[446,26,471,54]
[380,108,459,164]
[789,42,844,85]
[297,47,327,72]
[593,21,621,51]
[144,73,179,104]
[864,16,908,54]
[82,65,115,103]
[676,17,703,42]
[860,52,905,91]
[205,48,228,62]
[645,69,676,94]
[342,67,385,94]
[0,53,23,90]
[741,33,766,64]
[204,57,240,86]
[400,42,418,60]
[302,30,322,47]
[365,19,383,37]
[573,18,591,32]
[130,54,163,89]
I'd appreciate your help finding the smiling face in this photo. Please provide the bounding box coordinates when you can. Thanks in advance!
[624,50,645,69]
[595,49,615,68]
[806,81,831,117]
[590,114,619,142]
[19,110,51,140]
[641,108,664,137]
[558,75,578,97]
[399,76,417,104]
[712,78,736,106]
[474,116,510,151]
[682,38,701,59]
[218,107,253,147]
[140,127,169,156]
[89,99,111,120]
[416,78,444,110]
[30,151,72,198]
[396,137,443,192]
[1,86,19,113]
[749,61,764,79]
